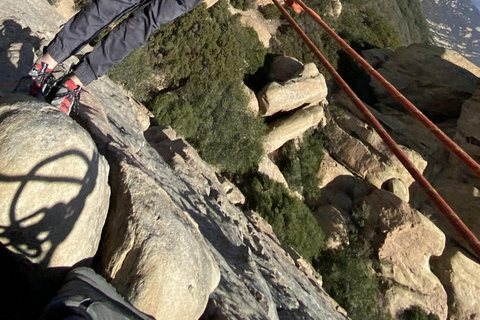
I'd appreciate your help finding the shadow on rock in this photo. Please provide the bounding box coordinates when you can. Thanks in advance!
[0,150,99,319]
[0,20,41,95]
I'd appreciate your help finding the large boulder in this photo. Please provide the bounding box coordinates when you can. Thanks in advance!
[455,81,480,162]
[368,44,480,121]
[323,118,427,190]
[264,104,326,153]
[269,56,304,82]
[77,91,221,320]
[258,63,328,117]
[432,245,480,320]
[0,95,110,269]
[98,160,220,320]
[362,189,447,320]
[313,205,350,250]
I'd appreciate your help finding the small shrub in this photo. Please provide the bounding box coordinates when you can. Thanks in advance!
[107,47,157,102]
[230,0,255,11]
[400,306,440,320]
[74,0,90,10]
[260,4,282,20]
[241,174,325,261]
[315,248,390,320]
[277,130,324,201]
[144,0,268,173]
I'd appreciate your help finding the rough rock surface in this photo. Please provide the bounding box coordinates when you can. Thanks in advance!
[229,5,279,48]
[143,124,348,320]
[383,178,409,202]
[264,104,326,153]
[369,44,480,120]
[432,245,480,320]
[455,81,480,163]
[362,190,447,320]
[0,95,110,268]
[314,205,350,250]
[258,155,289,187]
[0,2,353,318]
[258,63,328,116]
[322,114,427,190]
[269,56,304,83]
[243,83,260,115]
[317,152,353,189]
[98,158,220,320]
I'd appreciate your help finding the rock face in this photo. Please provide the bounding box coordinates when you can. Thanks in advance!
[432,245,480,320]
[322,113,427,191]
[258,63,328,116]
[99,159,220,320]
[0,95,110,269]
[264,104,326,153]
[363,190,447,320]
[268,56,304,82]
[455,81,480,162]
[313,205,349,250]
[368,44,480,120]
[258,155,289,187]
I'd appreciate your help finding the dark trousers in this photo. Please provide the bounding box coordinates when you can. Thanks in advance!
[46,0,202,86]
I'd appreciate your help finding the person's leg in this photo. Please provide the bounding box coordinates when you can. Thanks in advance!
[43,0,148,68]
[71,0,203,87]
[30,0,146,99]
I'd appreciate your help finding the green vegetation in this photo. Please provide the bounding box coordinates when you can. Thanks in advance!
[108,47,157,102]
[110,1,267,173]
[314,202,392,320]
[271,3,401,77]
[240,174,325,262]
[316,248,389,320]
[400,306,440,320]
[396,0,431,43]
[277,130,324,201]
[74,0,90,11]
[259,4,282,20]
[230,0,255,11]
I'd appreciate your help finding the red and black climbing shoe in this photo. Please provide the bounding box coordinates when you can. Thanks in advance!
[28,62,54,97]
[51,79,82,116]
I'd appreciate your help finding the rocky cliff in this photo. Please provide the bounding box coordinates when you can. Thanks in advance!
[2,0,480,320]
[0,0,349,319]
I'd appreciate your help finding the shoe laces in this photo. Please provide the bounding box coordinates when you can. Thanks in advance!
[53,79,82,116]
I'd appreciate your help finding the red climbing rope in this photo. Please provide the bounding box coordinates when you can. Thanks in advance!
[294,0,480,180]
[272,0,480,259]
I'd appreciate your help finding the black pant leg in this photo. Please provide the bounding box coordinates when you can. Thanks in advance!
[73,0,203,86]
[46,0,146,64]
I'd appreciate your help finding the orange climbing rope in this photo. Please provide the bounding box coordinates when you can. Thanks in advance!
[273,0,480,258]
[294,0,480,180]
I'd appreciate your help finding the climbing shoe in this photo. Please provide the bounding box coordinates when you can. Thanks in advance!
[50,79,82,115]
[28,62,54,97]
[40,267,155,320]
